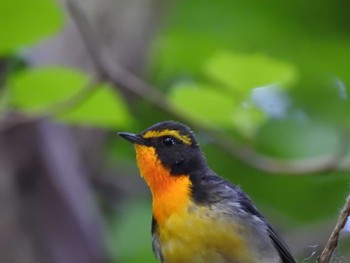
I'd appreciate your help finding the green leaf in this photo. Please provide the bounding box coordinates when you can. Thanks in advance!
[204,51,299,94]
[58,83,131,128]
[9,67,132,128]
[0,0,63,55]
[170,83,266,136]
[170,83,235,127]
[10,67,88,111]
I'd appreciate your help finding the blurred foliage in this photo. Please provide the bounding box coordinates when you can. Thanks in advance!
[0,0,63,55]
[204,51,298,92]
[108,200,158,263]
[2,0,350,262]
[8,67,131,128]
[10,67,88,110]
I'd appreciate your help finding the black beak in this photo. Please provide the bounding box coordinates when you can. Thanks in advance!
[118,132,148,145]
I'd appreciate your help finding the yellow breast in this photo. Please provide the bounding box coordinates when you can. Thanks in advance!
[158,204,254,263]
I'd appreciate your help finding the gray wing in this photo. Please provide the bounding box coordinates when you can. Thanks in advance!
[191,172,298,263]
[268,225,298,263]
[234,182,298,263]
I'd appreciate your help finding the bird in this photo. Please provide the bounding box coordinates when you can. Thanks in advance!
[118,120,297,263]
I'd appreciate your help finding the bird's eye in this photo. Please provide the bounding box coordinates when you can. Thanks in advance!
[162,137,176,146]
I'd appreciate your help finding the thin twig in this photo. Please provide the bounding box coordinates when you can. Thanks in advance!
[66,0,350,174]
[317,195,350,263]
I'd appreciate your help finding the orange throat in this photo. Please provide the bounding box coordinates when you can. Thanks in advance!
[135,145,192,225]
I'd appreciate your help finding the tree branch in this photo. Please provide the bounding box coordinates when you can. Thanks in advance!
[65,0,350,175]
[64,0,182,115]
[317,194,350,263]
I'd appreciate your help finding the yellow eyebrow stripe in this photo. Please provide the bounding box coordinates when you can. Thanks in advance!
[143,129,192,145]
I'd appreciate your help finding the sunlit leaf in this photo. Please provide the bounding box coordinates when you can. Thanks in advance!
[9,67,131,128]
[0,0,63,55]
[10,67,88,111]
[204,51,298,94]
[58,83,131,128]
[170,83,235,127]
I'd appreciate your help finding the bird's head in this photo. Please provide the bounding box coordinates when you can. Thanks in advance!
[118,121,209,224]
[118,121,207,176]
